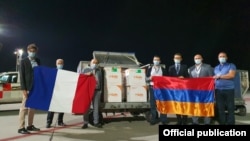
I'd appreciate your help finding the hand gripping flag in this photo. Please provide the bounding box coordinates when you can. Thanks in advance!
[26,66,96,114]
[152,76,215,117]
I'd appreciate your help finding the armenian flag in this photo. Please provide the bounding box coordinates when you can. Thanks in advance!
[152,76,215,116]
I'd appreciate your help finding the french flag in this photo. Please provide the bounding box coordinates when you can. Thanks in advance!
[152,76,215,117]
[26,66,96,114]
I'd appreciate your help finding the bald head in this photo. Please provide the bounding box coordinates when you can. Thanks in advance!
[194,54,203,65]
[90,58,99,69]
[218,52,227,59]
[56,59,64,65]
[194,54,203,60]
[90,58,99,64]
[56,59,64,69]
[218,52,228,64]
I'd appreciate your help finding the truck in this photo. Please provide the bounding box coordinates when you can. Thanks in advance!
[77,51,152,124]
[233,70,249,116]
[77,51,249,124]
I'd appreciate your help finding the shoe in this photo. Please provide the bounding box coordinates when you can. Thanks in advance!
[182,122,188,125]
[161,122,168,125]
[58,122,66,126]
[46,123,51,128]
[93,123,102,128]
[18,128,30,134]
[81,124,88,129]
[149,121,157,125]
[175,122,182,125]
[26,125,40,131]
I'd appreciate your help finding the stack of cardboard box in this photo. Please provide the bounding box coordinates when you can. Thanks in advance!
[125,69,147,102]
[103,67,123,102]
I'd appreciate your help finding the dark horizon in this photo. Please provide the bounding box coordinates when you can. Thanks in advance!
[0,0,250,73]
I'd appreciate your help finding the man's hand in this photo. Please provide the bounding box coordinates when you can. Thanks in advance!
[23,90,28,98]
[85,72,93,75]
[213,75,220,79]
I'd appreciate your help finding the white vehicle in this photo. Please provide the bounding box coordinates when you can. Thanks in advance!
[0,71,23,104]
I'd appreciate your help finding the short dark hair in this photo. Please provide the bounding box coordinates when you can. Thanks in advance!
[153,55,160,58]
[27,43,38,51]
[174,53,182,57]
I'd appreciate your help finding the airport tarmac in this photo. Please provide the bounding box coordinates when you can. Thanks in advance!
[1,91,250,141]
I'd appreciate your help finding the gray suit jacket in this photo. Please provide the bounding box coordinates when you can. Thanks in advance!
[82,66,103,90]
[19,57,41,91]
[188,63,214,78]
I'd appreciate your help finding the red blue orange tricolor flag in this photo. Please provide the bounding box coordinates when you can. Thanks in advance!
[152,76,215,117]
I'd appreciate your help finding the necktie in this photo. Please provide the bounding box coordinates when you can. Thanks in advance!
[176,64,180,74]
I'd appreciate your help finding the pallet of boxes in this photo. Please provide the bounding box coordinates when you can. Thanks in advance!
[103,67,147,103]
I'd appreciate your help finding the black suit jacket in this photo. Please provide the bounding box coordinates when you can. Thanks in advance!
[168,64,189,78]
[19,57,41,91]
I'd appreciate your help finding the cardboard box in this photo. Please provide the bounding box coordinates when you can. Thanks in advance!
[125,69,146,86]
[104,85,123,102]
[104,67,123,85]
[126,85,147,102]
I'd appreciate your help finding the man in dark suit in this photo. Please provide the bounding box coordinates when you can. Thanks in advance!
[18,43,41,134]
[146,55,168,125]
[168,53,189,125]
[188,54,214,125]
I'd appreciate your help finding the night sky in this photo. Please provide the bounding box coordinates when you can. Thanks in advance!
[0,0,250,73]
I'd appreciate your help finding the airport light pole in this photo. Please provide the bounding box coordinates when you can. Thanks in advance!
[14,49,23,71]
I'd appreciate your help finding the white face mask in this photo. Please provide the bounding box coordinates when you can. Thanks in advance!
[153,60,160,66]
[174,59,181,64]
[28,51,36,58]
[57,65,63,69]
[90,64,97,69]
[219,57,226,64]
[194,59,202,65]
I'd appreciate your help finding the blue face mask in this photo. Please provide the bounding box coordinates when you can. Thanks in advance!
[57,65,63,69]
[28,51,36,58]
[153,61,160,66]
[219,57,226,64]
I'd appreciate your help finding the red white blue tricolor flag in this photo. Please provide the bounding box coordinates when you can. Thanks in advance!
[152,76,215,116]
[26,66,96,114]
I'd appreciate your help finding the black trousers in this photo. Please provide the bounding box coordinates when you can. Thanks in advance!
[215,89,235,125]
[176,114,188,125]
[47,112,64,124]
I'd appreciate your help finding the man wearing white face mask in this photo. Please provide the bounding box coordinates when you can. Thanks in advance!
[146,55,168,125]
[188,54,214,125]
[168,53,189,125]
[213,52,236,125]
[18,43,41,134]
[82,58,103,129]
[46,59,66,128]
